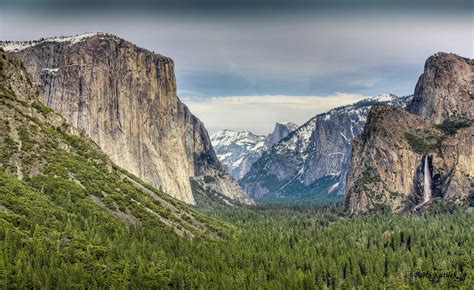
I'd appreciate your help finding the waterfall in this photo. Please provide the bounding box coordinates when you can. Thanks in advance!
[423,155,432,203]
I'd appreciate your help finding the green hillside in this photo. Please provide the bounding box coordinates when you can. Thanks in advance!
[0,48,229,287]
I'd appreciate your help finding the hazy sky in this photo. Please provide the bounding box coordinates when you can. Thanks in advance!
[1,0,472,134]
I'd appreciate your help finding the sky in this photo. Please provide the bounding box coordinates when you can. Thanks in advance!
[1,0,472,134]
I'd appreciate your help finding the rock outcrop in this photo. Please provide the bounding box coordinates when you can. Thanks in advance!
[240,93,410,202]
[264,122,298,148]
[345,53,473,213]
[2,33,253,205]
[408,53,474,124]
[211,122,297,180]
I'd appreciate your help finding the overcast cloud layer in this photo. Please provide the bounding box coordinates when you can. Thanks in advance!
[183,93,370,134]
[1,0,472,134]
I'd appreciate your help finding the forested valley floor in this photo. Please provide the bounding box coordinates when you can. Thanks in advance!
[1,187,473,289]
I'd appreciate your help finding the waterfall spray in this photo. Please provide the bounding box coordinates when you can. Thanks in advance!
[414,155,433,212]
[423,155,432,203]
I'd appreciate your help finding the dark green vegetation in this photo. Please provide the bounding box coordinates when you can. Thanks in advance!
[404,116,471,155]
[0,49,227,287]
[30,100,53,116]
[404,129,443,155]
[437,116,472,135]
[2,192,473,288]
[255,175,343,204]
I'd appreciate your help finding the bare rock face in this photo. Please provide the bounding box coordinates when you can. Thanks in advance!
[265,122,298,148]
[409,52,474,124]
[345,106,430,213]
[2,33,252,205]
[345,53,473,213]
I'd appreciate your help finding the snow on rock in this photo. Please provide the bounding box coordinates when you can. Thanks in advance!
[329,182,340,193]
[211,130,267,180]
[42,68,59,75]
[370,92,398,102]
[240,93,413,201]
[1,32,103,52]
[211,122,298,180]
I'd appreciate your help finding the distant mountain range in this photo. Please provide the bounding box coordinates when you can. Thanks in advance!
[238,93,412,203]
[211,122,297,180]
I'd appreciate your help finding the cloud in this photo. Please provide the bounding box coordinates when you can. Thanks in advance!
[1,10,471,98]
[348,78,381,89]
[182,93,369,134]
[0,0,471,14]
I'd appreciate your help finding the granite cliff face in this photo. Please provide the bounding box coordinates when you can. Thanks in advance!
[240,94,410,202]
[408,53,474,124]
[265,122,298,148]
[211,122,297,180]
[2,33,253,205]
[0,47,224,237]
[345,53,473,213]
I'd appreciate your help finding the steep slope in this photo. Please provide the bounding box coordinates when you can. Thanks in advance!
[211,122,297,180]
[0,47,225,239]
[345,53,473,213]
[2,33,252,206]
[240,94,410,202]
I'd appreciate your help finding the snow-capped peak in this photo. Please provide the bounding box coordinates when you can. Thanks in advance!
[211,122,298,180]
[1,32,105,52]
[272,92,408,159]
[211,129,267,179]
[211,130,264,147]
[369,92,398,102]
[277,121,299,129]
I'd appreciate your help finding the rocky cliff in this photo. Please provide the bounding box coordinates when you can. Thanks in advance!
[264,122,298,148]
[345,53,473,213]
[240,93,410,202]
[2,33,253,205]
[408,53,474,124]
[211,122,297,180]
[0,47,224,238]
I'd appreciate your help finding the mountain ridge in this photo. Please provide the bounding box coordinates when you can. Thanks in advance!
[211,122,297,180]
[240,93,412,202]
